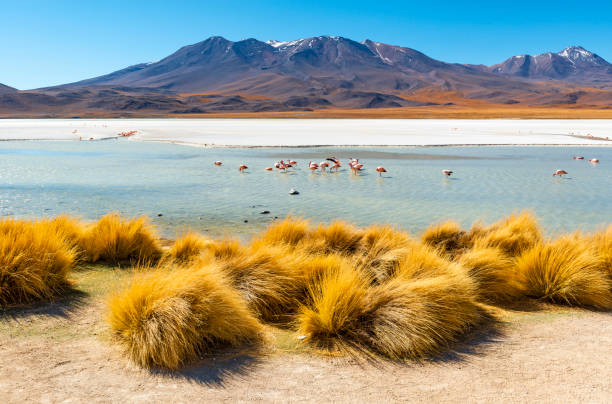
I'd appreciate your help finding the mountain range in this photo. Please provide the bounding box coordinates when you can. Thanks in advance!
[2,36,612,117]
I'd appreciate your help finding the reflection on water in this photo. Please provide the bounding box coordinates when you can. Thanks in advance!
[1,140,611,238]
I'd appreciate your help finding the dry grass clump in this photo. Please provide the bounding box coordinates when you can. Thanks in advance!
[107,264,263,370]
[591,225,612,278]
[515,235,612,309]
[41,216,86,250]
[0,218,77,305]
[363,275,486,359]
[301,221,364,255]
[393,243,465,282]
[420,220,470,257]
[255,216,310,247]
[297,265,487,360]
[217,244,306,323]
[459,246,524,303]
[472,212,542,257]
[355,225,414,280]
[298,266,370,349]
[163,232,209,265]
[80,213,162,265]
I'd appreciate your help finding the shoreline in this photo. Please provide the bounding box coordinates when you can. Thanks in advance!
[1,118,612,147]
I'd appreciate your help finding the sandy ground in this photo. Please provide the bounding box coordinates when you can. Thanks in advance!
[1,298,610,403]
[0,119,612,146]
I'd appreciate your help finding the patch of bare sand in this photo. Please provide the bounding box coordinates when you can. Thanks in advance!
[0,298,610,403]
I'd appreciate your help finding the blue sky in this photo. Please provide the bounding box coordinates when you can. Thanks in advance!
[2,0,611,89]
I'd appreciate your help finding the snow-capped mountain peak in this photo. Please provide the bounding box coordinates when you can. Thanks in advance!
[558,46,596,62]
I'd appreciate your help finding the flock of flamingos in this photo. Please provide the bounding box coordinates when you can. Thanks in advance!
[211,155,601,178]
[215,157,390,176]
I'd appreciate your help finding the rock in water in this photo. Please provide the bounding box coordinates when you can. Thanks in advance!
[289,188,299,195]
[260,210,270,214]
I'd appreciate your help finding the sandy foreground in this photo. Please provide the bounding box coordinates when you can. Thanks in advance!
[0,119,612,146]
[1,303,610,403]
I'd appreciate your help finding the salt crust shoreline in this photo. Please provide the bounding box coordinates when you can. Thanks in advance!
[1,119,611,147]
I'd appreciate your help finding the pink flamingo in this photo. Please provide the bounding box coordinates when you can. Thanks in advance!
[442,169,453,177]
[289,160,298,165]
[308,161,319,171]
[214,161,222,166]
[319,161,330,172]
[348,158,363,174]
[590,158,600,163]
[573,156,584,160]
[376,166,387,176]
[265,167,273,171]
[238,164,248,172]
[553,169,568,177]
[325,157,341,172]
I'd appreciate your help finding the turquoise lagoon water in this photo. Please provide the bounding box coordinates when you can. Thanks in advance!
[0,140,610,238]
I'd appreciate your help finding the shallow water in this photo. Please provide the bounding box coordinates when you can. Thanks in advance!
[0,140,611,238]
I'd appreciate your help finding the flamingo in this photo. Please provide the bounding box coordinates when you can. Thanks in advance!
[326,157,341,172]
[442,170,453,177]
[348,158,363,174]
[308,161,319,171]
[573,156,584,160]
[376,166,387,176]
[214,161,222,166]
[320,161,330,172]
[553,169,568,177]
[289,160,298,165]
[238,164,248,172]
[265,167,273,171]
[590,158,600,163]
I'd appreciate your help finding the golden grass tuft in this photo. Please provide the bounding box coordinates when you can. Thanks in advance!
[302,221,364,255]
[363,274,487,360]
[107,264,263,370]
[515,235,612,309]
[80,213,162,265]
[472,212,542,257]
[218,244,305,323]
[164,232,209,265]
[355,225,414,280]
[42,216,86,249]
[255,216,310,246]
[0,218,77,305]
[201,238,244,261]
[420,220,469,257]
[591,225,612,278]
[298,266,370,348]
[459,246,524,303]
[393,243,465,282]
[298,264,487,359]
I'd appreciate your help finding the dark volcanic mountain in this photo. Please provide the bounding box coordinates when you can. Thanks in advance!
[2,37,612,117]
[64,36,503,95]
[0,83,16,94]
[62,36,544,96]
[487,46,612,85]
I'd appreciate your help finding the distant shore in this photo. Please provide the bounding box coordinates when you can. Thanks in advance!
[1,118,611,147]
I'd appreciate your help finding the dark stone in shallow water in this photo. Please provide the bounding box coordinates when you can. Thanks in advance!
[157,213,163,217]
[260,210,270,214]
[244,220,248,223]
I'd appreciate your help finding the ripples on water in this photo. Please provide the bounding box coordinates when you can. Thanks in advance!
[0,140,610,238]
